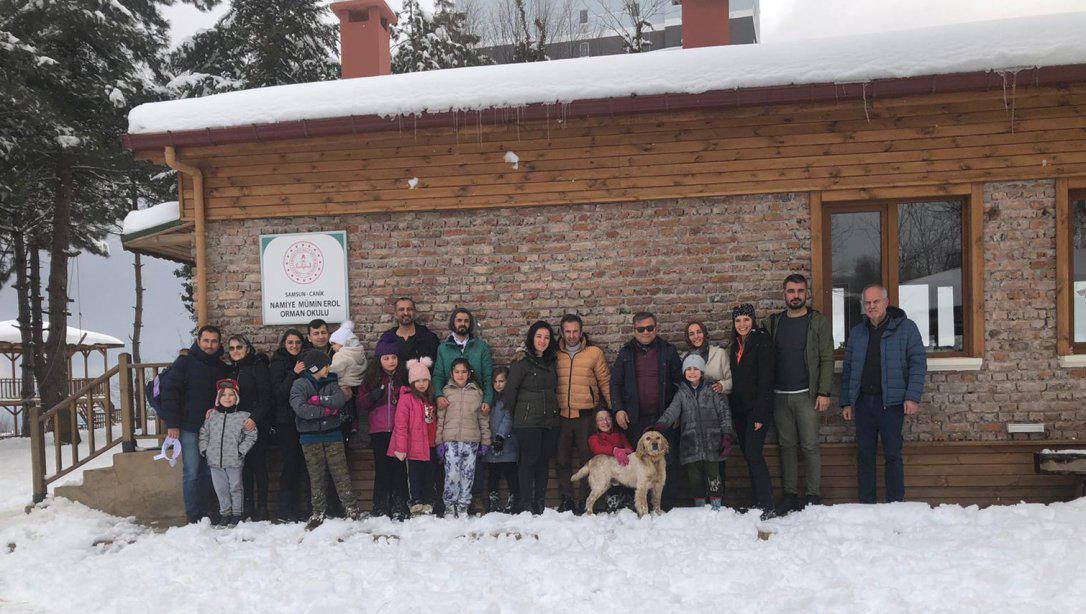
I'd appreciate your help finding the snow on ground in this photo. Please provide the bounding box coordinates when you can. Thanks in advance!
[129,11,1086,135]
[0,436,1084,613]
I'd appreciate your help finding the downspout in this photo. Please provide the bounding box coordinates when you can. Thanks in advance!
[163,146,208,327]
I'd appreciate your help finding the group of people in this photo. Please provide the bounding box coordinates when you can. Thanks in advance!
[159,274,928,528]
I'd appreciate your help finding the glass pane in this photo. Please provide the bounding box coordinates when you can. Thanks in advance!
[897,200,963,351]
[1073,196,1086,342]
[830,210,882,349]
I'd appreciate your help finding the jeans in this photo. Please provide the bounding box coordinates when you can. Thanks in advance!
[406,454,434,506]
[732,409,774,510]
[180,429,210,522]
[555,412,594,499]
[774,392,822,497]
[210,466,244,515]
[855,393,906,503]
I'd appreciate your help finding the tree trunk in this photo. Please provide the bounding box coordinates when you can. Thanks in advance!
[29,243,46,387]
[130,176,143,364]
[41,154,77,445]
[13,234,35,437]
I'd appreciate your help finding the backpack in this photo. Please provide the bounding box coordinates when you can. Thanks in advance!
[147,366,172,417]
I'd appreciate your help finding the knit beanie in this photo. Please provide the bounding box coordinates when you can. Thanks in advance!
[215,378,241,405]
[732,303,756,321]
[682,353,707,373]
[301,348,332,373]
[329,320,360,348]
[406,357,433,384]
[375,338,399,359]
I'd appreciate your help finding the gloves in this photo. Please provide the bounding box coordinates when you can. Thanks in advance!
[309,395,321,406]
[436,443,447,458]
[614,447,630,467]
[478,445,491,456]
[322,407,339,418]
[492,435,505,453]
[719,434,733,459]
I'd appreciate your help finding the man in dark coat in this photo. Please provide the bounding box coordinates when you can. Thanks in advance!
[841,284,927,504]
[377,297,440,368]
[609,312,683,508]
[161,325,230,524]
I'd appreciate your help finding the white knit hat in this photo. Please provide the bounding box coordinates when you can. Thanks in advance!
[329,320,360,347]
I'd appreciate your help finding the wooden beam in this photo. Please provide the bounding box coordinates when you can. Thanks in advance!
[969,182,986,358]
[1056,177,1072,356]
[810,191,825,312]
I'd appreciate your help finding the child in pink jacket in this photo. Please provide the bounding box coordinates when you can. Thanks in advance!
[389,357,438,516]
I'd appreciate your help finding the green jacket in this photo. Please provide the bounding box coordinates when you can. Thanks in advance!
[434,335,495,406]
[763,308,835,400]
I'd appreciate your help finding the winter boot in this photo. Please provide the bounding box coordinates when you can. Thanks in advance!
[693,498,707,508]
[486,491,501,514]
[304,513,325,531]
[531,499,546,516]
[805,494,823,508]
[228,515,241,527]
[557,495,575,514]
[710,498,722,511]
[345,504,362,521]
[505,494,519,514]
[774,493,800,517]
[759,507,778,522]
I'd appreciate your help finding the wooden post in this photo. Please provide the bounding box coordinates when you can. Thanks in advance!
[118,353,135,453]
[29,404,45,503]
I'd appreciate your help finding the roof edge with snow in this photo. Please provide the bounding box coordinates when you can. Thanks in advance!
[124,12,1086,152]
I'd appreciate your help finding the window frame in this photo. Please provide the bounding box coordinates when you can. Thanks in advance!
[1057,179,1086,355]
[814,186,984,358]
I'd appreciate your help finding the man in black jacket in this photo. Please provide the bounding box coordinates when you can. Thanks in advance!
[609,312,683,508]
[377,297,440,367]
[162,325,230,524]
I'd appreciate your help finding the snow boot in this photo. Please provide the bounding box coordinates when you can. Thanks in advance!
[774,493,800,517]
[693,498,707,508]
[710,498,722,511]
[557,495,575,514]
[486,491,501,514]
[304,513,325,531]
[805,494,823,508]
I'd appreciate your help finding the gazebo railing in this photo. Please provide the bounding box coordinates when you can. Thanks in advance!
[29,353,172,503]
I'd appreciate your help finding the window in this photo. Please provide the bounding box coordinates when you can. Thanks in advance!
[1069,189,1086,351]
[579,41,590,57]
[579,9,588,24]
[821,196,978,355]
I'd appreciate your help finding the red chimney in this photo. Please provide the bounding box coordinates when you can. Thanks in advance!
[677,0,730,49]
[331,0,397,79]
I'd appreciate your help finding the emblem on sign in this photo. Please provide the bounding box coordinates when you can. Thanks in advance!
[282,241,325,284]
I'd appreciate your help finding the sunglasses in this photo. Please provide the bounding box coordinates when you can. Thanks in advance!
[635,325,656,333]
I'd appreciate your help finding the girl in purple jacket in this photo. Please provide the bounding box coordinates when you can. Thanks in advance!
[356,339,408,519]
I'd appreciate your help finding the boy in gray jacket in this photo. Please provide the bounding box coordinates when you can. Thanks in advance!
[652,354,733,510]
[199,379,258,526]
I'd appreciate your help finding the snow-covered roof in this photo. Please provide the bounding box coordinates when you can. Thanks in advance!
[0,321,124,348]
[121,201,180,237]
[128,11,1086,136]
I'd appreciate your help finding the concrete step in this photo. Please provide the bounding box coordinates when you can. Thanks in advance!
[54,450,186,527]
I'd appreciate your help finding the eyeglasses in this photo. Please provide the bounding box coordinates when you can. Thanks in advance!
[634,325,656,333]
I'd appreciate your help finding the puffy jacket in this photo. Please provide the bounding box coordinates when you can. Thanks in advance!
[728,329,775,424]
[437,382,491,445]
[434,335,495,406]
[609,337,683,424]
[504,353,560,429]
[268,347,303,425]
[224,351,273,427]
[657,381,732,464]
[764,308,835,400]
[840,306,927,408]
[588,430,632,457]
[198,406,257,468]
[289,372,349,435]
[356,373,400,434]
[682,345,733,395]
[388,387,437,461]
[556,341,612,418]
[330,344,367,388]
[379,324,440,367]
[160,343,230,432]
[484,400,518,463]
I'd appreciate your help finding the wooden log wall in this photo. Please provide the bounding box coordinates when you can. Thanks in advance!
[173,84,1086,220]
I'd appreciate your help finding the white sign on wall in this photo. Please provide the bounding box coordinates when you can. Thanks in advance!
[259,231,349,325]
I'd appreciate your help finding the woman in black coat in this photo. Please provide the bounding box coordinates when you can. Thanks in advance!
[224,334,273,520]
[727,303,777,520]
[267,328,308,521]
[503,320,560,515]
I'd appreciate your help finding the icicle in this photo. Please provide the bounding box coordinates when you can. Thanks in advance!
[477,110,482,146]
[1000,70,1020,133]
[861,83,871,123]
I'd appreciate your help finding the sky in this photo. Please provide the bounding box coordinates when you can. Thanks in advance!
[5,0,1083,377]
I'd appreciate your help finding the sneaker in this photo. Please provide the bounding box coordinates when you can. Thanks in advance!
[710,498,722,511]
[774,493,800,517]
[805,495,823,507]
[304,513,325,531]
[557,496,575,514]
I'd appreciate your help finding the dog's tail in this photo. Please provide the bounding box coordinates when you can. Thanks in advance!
[570,463,590,482]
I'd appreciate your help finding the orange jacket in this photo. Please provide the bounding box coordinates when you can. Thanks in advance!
[556,341,612,418]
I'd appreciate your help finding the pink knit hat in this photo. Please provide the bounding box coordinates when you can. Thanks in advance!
[406,357,433,384]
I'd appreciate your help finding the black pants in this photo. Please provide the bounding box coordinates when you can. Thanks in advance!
[406,455,434,506]
[855,393,906,503]
[370,431,408,516]
[487,462,519,494]
[627,418,681,510]
[275,422,309,518]
[515,427,559,510]
[733,408,775,510]
[242,428,269,515]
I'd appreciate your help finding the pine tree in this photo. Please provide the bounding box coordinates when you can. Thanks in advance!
[169,0,339,98]
[430,0,492,69]
[392,0,491,74]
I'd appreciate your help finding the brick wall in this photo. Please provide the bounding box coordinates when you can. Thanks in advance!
[203,183,1086,443]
